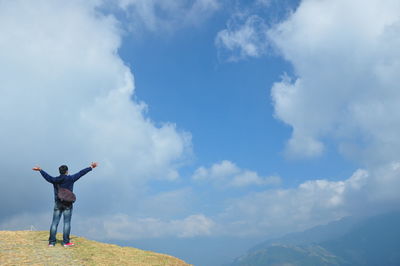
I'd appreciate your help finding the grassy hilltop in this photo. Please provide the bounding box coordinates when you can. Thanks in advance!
[0,231,191,265]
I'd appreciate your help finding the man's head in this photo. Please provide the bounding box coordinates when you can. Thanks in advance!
[59,165,68,175]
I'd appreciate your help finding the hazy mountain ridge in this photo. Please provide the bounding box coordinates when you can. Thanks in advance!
[250,215,361,251]
[231,211,400,266]
[233,244,344,266]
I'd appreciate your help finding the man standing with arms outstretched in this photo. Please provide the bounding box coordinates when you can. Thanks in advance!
[32,162,98,247]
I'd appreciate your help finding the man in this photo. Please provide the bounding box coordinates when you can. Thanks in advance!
[32,162,98,247]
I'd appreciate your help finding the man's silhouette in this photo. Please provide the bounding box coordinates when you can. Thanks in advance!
[33,162,98,246]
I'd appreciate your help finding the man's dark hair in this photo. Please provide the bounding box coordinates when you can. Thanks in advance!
[59,165,68,175]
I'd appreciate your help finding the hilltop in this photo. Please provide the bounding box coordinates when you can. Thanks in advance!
[0,231,191,265]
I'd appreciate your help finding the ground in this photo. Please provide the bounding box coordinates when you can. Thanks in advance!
[0,231,190,266]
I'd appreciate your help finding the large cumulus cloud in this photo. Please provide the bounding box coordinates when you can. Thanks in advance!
[270,0,400,161]
[0,0,194,232]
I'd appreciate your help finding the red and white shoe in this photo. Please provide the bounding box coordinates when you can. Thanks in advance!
[48,244,55,247]
[63,242,75,247]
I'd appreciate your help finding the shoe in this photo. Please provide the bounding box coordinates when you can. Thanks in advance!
[63,242,75,247]
[48,244,55,247]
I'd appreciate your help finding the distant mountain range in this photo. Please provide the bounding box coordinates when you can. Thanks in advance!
[230,211,400,266]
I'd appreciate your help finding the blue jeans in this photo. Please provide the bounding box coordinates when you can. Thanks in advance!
[49,201,73,245]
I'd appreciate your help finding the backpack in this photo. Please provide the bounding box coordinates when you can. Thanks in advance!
[57,184,76,204]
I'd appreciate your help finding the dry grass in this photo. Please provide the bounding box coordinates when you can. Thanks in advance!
[0,231,191,266]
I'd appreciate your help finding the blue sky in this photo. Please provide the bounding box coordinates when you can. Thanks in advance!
[1,0,400,265]
[118,0,355,186]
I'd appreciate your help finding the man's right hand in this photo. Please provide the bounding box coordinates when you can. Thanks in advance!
[90,162,98,169]
[32,166,42,171]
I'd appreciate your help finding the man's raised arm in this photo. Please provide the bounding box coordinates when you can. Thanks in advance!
[71,162,98,182]
[33,166,60,184]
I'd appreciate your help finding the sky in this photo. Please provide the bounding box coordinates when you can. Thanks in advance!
[1,0,400,265]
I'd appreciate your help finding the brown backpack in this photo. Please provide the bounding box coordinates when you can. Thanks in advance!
[57,185,76,204]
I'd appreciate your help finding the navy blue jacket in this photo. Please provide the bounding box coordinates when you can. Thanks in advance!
[40,167,92,201]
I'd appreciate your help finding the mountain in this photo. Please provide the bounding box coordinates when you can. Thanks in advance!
[231,211,400,266]
[0,230,190,265]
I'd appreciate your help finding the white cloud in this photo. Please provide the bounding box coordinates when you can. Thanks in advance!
[216,15,269,61]
[219,159,400,237]
[87,213,215,240]
[218,168,369,236]
[193,160,281,188]
[0,0,191,222]
[269,0,400,161]
[116,0,220,32]
[231,171,281,187]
